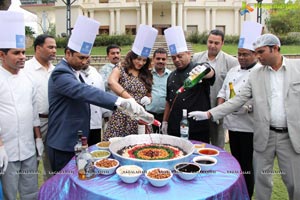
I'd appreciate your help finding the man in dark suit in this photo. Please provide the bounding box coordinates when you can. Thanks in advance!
[47,16,144,172]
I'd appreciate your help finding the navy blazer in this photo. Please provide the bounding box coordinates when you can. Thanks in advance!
[47,59,118,152]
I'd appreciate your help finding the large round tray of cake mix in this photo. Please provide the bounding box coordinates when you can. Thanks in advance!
[109,134,194,170]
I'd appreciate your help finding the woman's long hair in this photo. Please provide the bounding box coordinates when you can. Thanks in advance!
[121,51,153,93]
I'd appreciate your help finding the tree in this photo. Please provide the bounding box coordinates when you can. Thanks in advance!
[265,0,300,34]
[0,0,11,10]
[25,26,35,37]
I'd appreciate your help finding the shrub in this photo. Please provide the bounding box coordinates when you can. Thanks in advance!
[55,37,69,48]
[187,31,208,44]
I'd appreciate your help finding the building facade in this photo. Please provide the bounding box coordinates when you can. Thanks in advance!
[21,0,271,37]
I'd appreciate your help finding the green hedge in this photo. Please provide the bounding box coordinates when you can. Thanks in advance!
[55,32,300,48]
[55,34,134,48]
[186,31,300,45]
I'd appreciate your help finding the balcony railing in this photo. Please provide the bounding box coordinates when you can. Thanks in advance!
[20,0,56,5]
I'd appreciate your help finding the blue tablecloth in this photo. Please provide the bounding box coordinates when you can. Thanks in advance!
[38,141,249,200]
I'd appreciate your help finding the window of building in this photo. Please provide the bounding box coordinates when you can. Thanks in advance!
[216,25,225,34]
[187,25,198,35]
[99,0,108,3]
[126,25,136,35]
[99,26,109,35]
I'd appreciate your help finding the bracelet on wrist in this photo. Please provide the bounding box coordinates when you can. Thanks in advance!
[120,89,126,96]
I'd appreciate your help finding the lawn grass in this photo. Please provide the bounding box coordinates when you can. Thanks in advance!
[224,143,288,200]
[25,44,300,56]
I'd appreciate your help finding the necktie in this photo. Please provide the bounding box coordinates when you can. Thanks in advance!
[79,73,85,83]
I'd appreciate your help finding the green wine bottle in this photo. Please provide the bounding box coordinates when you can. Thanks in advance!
[229,82,236,99]
[176,62,212,94]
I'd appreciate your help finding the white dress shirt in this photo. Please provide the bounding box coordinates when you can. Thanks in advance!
[24,57,55,115]
[0,66,40,162]
[268,63,287,127]
[81,66,109,129]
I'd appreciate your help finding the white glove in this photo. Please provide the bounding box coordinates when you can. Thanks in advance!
[0,146,8,172]
[116,97,145,117]
[188,111,209,121]
[161,121,168,135]
[35,138,44,157]
[140,96,151,106]
[232,105,251,115]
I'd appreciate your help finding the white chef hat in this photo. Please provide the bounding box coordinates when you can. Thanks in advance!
[67,15,100,55]
[253,33,281,50]
[0,11,25,48]
[238,21,263,51]
[164,26,188,55]
[132,24,158,57]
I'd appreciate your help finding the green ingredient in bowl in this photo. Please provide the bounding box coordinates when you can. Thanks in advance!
[92,151,110,157]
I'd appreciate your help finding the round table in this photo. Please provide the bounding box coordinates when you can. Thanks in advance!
[38,141,249,200]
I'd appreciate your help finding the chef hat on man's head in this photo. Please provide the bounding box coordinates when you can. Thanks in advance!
[253,33,281,50]
[164,26,188,56]
[238,21,263,51]
[132,24,158,57]
[0,11,25,48]
[67,15,100,55]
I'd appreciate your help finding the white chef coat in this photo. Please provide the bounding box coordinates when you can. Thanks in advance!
[217,63,261,132]
[80,66,110,129]
[24,57,55,115]
[0,66,40,162]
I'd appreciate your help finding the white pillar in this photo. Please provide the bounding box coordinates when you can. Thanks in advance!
[205,8,210,32]
[178,2,183,27]
[183,8,187,32]
[116,9,120,35]
[141,2,146,25]
[136,9,140,30]
[89,10,94,18]
[171,2,176,27]
[211,9,216,30]
[147,2,152,26]
[109,9,115,35]
[234,9,239,35]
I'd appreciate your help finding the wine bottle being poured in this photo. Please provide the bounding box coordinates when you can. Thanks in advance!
[176,62,212,94]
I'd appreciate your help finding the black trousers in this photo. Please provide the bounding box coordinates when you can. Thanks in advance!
[47,145,74,173]
[148,112,164,133]
[229,130,254,198]
[88,128,101,145]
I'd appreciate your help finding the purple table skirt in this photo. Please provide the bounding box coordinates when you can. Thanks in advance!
[38,141,249,200]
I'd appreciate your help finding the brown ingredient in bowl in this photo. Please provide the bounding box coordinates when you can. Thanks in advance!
[95,159,118,168]
[147,169,171,179]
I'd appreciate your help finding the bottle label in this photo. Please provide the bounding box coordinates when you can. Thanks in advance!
[180,126,189,138]
[78,159,95,179]
[189,65,207,81]
[84,160,95,178]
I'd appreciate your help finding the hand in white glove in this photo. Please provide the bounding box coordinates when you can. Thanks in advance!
[188,111,209,121]
[232,105,251,115]
[140,96,151,106]
[161,121,168,135]
[35,138,44,157]
[0,146,8,172]
[116,97,145,117]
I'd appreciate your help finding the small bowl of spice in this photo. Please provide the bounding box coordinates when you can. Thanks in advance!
[198,148,219,157]
[145,168,173,187]
[90,150,111,160]
[193,155,217,171]
[94,158,119,175]
[96,141,111,150]
[116,165,143,184]
[174,162,201,181]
